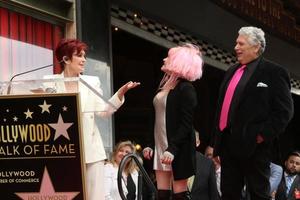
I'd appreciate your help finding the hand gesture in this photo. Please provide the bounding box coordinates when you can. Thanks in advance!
[143,147,153,160]
[161,151,174,165]
[212,156,221,170]
[117,81,140,101]
[256,134,264,144]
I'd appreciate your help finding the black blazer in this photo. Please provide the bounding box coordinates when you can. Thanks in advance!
[165,80,198,180]
[190,152,220,200]
[275,174,300,200]
[212,58,294,158]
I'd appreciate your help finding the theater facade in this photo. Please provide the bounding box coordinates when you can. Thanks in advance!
[1,0,299,157]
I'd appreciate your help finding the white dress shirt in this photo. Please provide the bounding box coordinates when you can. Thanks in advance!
[104,163,139,200]
[215,167,221,196]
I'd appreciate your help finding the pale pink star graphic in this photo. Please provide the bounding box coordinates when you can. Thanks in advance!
[48,114,73,140]
[15,167,80,199]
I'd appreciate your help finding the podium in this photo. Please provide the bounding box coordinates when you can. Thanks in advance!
[0,77,115,199]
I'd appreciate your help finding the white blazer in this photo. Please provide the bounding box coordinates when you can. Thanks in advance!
[44,73,124,163]
[104,163,139,200]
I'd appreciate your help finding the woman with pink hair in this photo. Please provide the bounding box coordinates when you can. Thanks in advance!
[143,44,204,199]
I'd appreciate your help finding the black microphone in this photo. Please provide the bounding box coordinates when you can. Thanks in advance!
[7,64,53,94]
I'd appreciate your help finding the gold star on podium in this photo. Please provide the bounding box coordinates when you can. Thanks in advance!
[24,108,33,119]
[39,100,52,113]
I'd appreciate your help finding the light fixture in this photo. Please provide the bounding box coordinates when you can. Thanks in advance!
[135,144,142,151]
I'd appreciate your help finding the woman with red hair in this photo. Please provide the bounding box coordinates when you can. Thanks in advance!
[45,38,140,200]
[143,44,204,199]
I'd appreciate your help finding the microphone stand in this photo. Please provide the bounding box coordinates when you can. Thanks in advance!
[6,64,53,95]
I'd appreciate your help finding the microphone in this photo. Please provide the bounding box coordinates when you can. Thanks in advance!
[7,64,53,94]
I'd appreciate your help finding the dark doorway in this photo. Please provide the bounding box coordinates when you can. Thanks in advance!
[111,28,166,148]
[111,28,225,153]
[279,94,300,163]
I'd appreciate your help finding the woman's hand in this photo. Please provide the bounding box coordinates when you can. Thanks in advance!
[161,151,174,165]
[142,147,153,160]
[117,81,140,101]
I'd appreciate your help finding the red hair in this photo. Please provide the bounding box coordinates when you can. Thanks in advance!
[55,38,88,70]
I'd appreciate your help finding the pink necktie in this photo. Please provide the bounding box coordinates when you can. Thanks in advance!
[219,65,246,131]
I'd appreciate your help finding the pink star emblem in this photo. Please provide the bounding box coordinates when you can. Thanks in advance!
[48,114,73,140]
[15,167,79,199]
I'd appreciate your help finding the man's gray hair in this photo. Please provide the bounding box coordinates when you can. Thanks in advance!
[238,26,266,55]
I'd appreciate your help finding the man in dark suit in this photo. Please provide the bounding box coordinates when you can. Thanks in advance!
[209,26,294,200]
[188,131,220,200]
[275,151,300,200]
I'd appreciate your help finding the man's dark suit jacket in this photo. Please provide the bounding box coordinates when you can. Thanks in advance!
[190,152,220,200]
[275,174,300,200]
[212,57,294,158]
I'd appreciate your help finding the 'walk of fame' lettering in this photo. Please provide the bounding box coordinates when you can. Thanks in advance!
[43,144,75,155]
[0,145,20,156]
[0,144,76,156]
[0,124,51,143]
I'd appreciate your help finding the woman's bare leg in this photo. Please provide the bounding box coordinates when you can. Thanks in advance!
[173,178,188,193]
[155,170,172,190]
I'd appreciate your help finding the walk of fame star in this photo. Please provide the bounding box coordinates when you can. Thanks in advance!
[15,167,80,199]
[39,100,52,113]
[24,108,33,119]
[48,114,73,140]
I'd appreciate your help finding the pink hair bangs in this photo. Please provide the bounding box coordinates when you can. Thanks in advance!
[161,44,203,81]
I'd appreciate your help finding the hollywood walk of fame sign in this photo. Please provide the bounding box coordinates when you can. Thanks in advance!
[0,93,86,199]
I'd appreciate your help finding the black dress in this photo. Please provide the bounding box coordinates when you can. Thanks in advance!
[153,80,198,180]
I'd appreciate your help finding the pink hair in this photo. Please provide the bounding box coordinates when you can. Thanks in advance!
[159,44,203,90]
